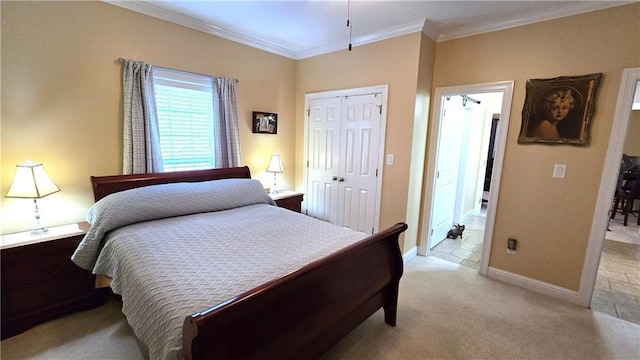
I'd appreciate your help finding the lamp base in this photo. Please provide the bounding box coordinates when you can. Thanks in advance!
[31,198,48,235]
[271,172,279,194]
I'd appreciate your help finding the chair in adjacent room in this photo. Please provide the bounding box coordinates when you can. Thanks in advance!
[611,154,639,224]
[613,176,640,226]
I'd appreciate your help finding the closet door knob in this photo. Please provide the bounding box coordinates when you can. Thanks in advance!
[332,176,338,181]
[338,177,345,182]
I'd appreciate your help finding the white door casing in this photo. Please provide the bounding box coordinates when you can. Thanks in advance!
[578,68,640,307]
[418,81,514,278]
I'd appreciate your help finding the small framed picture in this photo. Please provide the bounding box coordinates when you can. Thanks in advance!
[518,73,602,146]
[252,111,278,134]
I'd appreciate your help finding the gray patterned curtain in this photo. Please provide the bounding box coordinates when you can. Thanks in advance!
[121,59,163,174]
[213,77,241,168]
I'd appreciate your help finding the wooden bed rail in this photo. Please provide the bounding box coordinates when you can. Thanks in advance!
[183,222,408,360]
[90,166,252,201]
[88,167,407,360]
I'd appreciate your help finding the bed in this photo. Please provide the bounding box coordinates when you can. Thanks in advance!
[71,166,408,360]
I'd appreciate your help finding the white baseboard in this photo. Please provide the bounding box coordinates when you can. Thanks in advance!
[487,267,580,305]
[403,246,417,264]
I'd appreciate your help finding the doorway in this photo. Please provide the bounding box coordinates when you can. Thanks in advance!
[586,72,640,324]
[578,68,640,310]
[418,81,515,277]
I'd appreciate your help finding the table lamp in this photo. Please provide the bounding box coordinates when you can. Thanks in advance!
[266,153,283,194]
[5,161,60,233]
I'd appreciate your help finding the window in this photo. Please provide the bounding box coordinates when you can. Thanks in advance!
[153,67,215,172]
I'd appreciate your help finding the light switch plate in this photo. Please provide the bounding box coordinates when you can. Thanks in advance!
[553,164,567,178]
[386,154,394,165]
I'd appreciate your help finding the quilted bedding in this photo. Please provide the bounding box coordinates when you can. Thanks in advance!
[71,179,366,360]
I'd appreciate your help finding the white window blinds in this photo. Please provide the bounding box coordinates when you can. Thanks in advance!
[153,67,215,172]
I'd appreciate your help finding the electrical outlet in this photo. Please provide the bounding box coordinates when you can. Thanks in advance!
[507,238,517,255]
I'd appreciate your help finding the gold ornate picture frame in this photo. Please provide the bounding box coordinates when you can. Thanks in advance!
[518,73,602,146]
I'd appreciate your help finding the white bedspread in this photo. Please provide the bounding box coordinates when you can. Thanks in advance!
[91,204,365,360]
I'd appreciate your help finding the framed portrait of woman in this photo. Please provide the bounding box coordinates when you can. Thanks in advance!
[518,73,602,146]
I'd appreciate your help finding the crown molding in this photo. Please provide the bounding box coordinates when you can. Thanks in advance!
[105,0,427,60]
[421,20,440,42]
[104,1,632,59]
[437,1,632,42]
[104,0,297,59]
[296,19,426,59]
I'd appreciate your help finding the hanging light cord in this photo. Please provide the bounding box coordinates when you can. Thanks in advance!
[347,0,353,51]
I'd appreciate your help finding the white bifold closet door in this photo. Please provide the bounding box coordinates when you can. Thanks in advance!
[306,93,382,234]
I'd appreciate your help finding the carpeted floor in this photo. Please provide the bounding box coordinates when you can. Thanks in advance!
[2,256,639,360]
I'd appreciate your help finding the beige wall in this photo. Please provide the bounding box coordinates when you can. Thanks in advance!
[624,110,640,155]
[432,3,640,290]
[296,33,430,252]
[2,1,638,294]
[1,1,297,233]
[408,34,437,253]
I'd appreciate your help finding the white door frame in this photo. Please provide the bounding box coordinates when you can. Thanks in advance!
[418,81,514,277]
[577,67,640,307]
[303,84,389,232]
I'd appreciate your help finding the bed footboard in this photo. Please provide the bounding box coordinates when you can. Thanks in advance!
[183,222,408,360]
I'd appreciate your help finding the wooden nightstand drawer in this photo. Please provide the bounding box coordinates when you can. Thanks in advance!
[270,191,304,213]
[7,275,92,314]
[1,283,10,318]
[3,249,84,288]
[0,222,104,339]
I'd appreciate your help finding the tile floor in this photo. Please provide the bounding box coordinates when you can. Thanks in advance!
[591,216,640,325]
[430,212,486,271]
[431,208,640,325]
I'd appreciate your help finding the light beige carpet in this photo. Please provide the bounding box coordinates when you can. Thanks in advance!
[2,256,639,360]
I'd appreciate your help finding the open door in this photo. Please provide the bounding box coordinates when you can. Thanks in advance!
[419,81,515,277]
[430,98,464,248]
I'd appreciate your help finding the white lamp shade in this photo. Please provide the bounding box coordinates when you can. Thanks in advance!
[266,154,284,173]
[6,161,60,199]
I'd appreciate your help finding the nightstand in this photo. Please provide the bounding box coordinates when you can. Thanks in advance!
[270,191,304,213]
[0,222,105,339]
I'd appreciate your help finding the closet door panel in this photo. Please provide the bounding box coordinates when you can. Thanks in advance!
[337,94,382,233]
[306,97,341,223]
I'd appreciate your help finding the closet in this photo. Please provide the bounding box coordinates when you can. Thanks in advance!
[304,86,388,234]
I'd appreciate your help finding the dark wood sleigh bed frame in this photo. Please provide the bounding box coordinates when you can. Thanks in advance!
[90,166,408,360]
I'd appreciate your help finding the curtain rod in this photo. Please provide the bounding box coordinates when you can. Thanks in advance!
[116,58,238,83]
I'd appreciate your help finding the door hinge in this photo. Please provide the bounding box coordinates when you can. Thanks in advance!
[372,227,375,235]
[375,168,378,177]
[307,160,309,168]
[306,108,310,117]
[431,229,433,235]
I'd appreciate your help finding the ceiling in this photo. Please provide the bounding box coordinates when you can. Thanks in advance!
[107,1,629,60]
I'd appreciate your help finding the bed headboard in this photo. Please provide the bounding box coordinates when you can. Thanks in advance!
[90,166,252,201]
